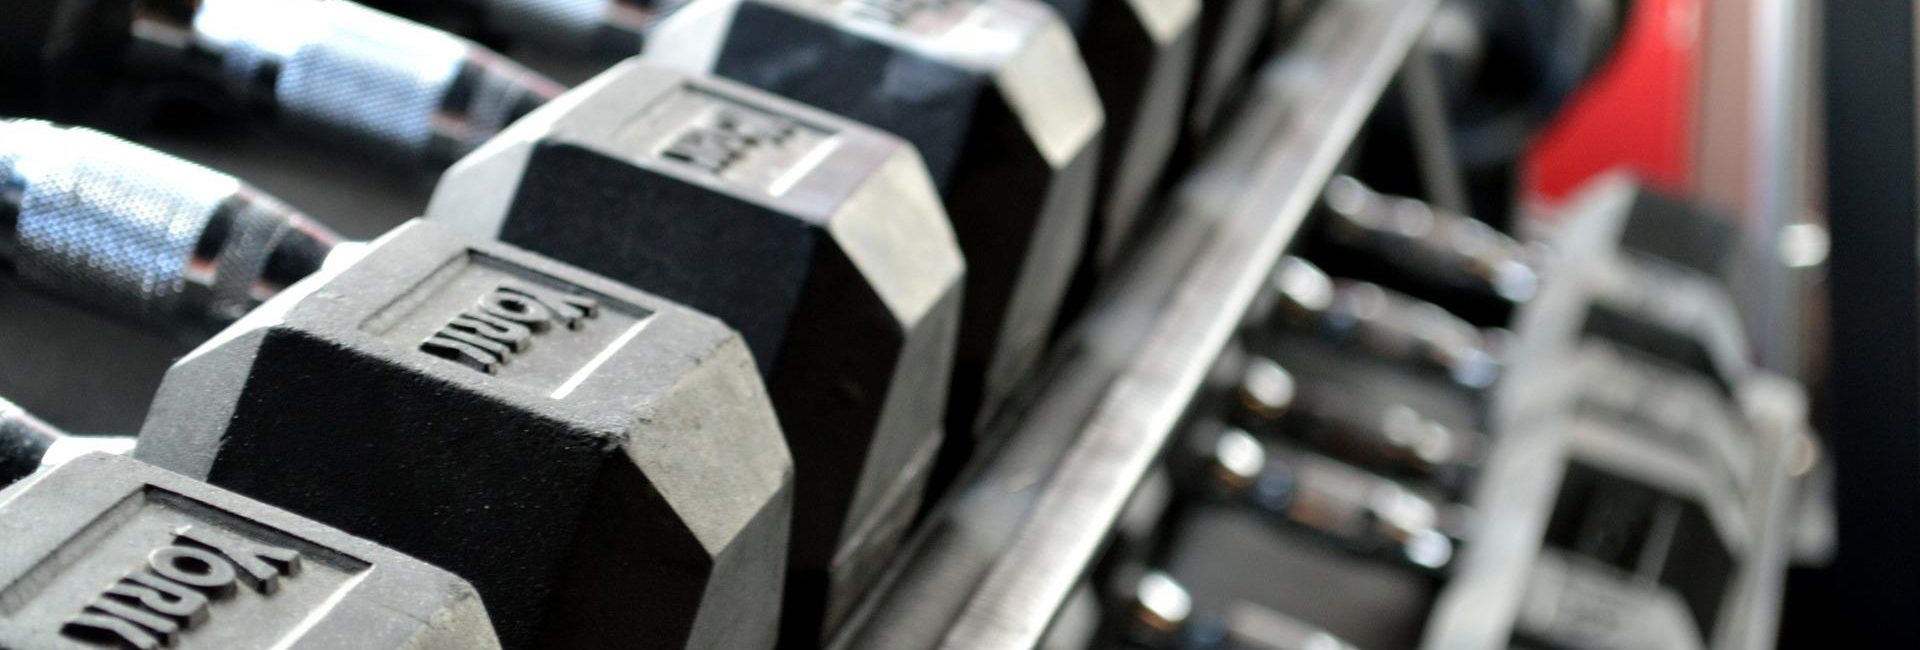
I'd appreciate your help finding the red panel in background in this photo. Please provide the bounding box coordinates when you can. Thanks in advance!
[1521,0,1702,209]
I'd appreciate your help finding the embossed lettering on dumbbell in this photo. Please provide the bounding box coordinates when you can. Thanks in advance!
[63,527,303,649]
[421,285,601,374]
[141,224,789,648]
[661,106,799,174]
[429,65,963,645]
[633,84,842,195]
[646,0,1107,443]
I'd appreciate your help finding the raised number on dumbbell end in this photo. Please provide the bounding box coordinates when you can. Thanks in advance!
[634,85,837,195]
[63,527,304,649]
[420,283,604,375]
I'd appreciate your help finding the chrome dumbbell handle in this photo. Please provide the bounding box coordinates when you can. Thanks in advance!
[1115,569,1365,650]
[1227,356,1481,481]
[1197,428,1458,572]
[1262,256,1501,388]
[0,120,339,338]
[1321,174,1540,303]
[133,0,562,166]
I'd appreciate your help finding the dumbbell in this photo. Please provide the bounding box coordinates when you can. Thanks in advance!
[1109,569,1365,650]
[1247,256,1503,390]
[0,453,502,649]
[1223,354,1481,487]
[1572,341,1749,455]
[1184,426,1459,573]
[124,219,795,650]
[1299,177,1731,359]
[643,0,1106,433]
[1311,177,1744,383]
[1035,0,1201,266]
[3,122,796,649]
[1184,0,1273,144]
[370,0,1195,271]
[427,60,966,643]
[1524,463,1741,650]
[1552,341,1759,521]
[1,0,560,168]
[1514,548,1702,650]
[1307,175,1540,326]
[0,396,134,486]
[7,111,955,644]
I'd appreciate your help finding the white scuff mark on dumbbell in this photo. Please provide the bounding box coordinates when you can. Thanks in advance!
[552,317,657,399]
[267,572,370,650]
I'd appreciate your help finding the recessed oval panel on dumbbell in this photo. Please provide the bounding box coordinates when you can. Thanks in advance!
[428,59,964,642]
[0,453,500,649]
[135,220,794,650]
[645,0,1105,433]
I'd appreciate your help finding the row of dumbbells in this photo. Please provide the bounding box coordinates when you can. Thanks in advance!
[1014,178,1526,649]
[1070,179,1801,649]
[0,0,1317,648]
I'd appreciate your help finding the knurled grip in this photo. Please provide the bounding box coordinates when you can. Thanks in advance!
[0,120,337,337]
[191,0,560,166]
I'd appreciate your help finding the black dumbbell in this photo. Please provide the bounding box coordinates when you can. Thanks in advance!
[1223,355,1482,486]
[1035,0,1201,267]
[1,0,560,168]
[126,220,795,650]
[1184,0,1272,144]
[1512,548,1687,650]
[9,82,960,638]
[1570,341,1747,452]
[1307,175,1541,326]
[0,453,502,649]
[369,0,1195,271]
[427,60,965,642]
[1308,176,1749,386]
[644,0,1106,433]
[3,121,796,649]
[1247,256,1502,390]
[1184,426,1459,573]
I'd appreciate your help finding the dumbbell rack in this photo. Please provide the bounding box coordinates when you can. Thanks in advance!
[831,0,1439,647]
[1420,181,1804,650]
[827,0,1804,647]
[0,0,1805,647]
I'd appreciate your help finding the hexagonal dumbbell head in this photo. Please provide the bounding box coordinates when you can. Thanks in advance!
[426,59,963,642]
[134,220,794,650]
[0,453,500,649]
[1187,0,1271,140]
[1038,0,1200,266]
[645,0,1106,434]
